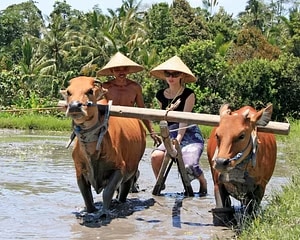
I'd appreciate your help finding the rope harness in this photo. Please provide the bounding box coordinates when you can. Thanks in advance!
[164,98,181,121]
[169,124,197,133]
[213,131,258,169]
[65,101,112,150]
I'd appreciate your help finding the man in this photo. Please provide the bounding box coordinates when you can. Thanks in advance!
[97,52,161,191]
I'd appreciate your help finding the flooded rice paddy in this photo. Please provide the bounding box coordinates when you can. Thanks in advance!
[0,129,290,239]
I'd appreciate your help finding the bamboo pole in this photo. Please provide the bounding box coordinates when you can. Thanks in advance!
[57,101,290,135]
[109,105,290,135]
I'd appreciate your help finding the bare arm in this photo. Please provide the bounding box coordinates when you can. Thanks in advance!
[135,84,153,133]
[136,84,161,146]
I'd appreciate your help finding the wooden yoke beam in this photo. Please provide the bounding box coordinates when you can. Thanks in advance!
[108,105,290,135]
[58,101,290,135]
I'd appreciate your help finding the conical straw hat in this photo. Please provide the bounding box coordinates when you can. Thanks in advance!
[97,52,144,76]
[150,56,196,83]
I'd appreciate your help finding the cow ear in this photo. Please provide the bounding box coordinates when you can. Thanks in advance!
[94,79,102,86]
[93,79,107,100]
[219,104,231,116]
[252,104,273,126]
[97,87,108,100]
[60,89,68,100]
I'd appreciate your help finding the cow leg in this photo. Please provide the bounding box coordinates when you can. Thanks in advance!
[77,177,96,213]
[130,169,140,193]
[116,170,139,196]
[244,185,264,213]
[102,170,123,211]
[221,184,232,208]
[214,184,223,208]
[215,183,231,208]
[213,183,235,226]
[118,177,134,202]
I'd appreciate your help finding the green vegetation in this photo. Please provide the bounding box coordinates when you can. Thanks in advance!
[0,0,300,121]
[0,112,213,138]
[0,112,71,131]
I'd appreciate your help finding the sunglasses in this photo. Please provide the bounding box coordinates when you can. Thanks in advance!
[164,71,181,78]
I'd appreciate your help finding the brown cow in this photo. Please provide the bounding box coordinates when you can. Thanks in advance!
[61,76,146,216]
[207,104,277,219]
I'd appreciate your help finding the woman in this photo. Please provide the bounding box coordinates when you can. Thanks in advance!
[150,55,207,196]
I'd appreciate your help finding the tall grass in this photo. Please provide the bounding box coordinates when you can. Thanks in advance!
[0,112,71,131]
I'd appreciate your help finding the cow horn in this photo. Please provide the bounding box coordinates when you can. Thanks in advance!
[219,104,231,116]
[242,109,250,118]
[60,89,68,100]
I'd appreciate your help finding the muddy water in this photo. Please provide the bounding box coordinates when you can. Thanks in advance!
[0,129,289,239]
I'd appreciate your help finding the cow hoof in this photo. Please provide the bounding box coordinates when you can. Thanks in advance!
[212,207,236,226]
[77,211,100,223]
[84,213,98,222]
[97,209,111,219]
[99,212,108,219]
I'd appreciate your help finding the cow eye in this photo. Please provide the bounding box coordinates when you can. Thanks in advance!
[86,89,93,95]
[215,134,220,142]
[67,90,71,96]
[239,133,245,140]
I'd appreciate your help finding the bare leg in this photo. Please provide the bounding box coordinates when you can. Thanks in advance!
[151,150,165,179]
[198,173,207,196]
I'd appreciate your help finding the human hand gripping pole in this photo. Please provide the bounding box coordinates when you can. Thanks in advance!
[150,131,162,147]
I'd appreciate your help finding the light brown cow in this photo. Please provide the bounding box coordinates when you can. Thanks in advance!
[207,104,277,216]
[61,76,146,215]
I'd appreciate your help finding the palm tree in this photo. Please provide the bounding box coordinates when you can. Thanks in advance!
[77,0,150,74]
[239,0,271,32]
[110,0,148,55]
[202,0,219,15]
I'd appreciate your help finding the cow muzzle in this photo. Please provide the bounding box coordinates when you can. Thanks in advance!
[214,158,232,171]
[66,100,87,119]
